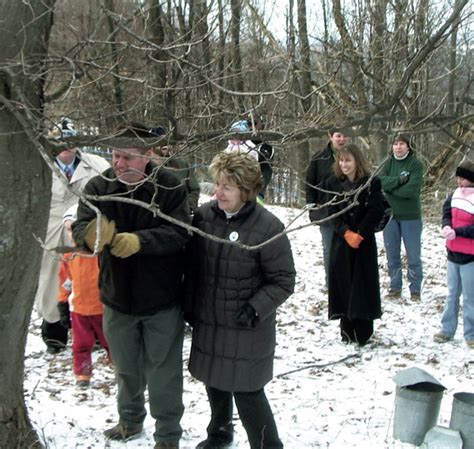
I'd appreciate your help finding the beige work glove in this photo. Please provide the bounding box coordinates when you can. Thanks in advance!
[84,216,116,252]
[110,232,141,258]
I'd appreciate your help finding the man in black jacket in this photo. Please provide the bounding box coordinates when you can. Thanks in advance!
[247,114,275,200]
[305,128,348,287]
[72,123,191,449]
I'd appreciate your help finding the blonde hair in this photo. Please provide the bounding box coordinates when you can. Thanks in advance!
[333,143,371,181]
[209,152,262,202]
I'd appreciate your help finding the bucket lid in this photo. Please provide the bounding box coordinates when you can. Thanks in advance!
[394,367,446,390]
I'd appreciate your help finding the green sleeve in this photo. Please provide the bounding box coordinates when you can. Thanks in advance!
[391,159,423,199]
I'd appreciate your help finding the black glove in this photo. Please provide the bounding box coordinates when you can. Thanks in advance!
[57,302,71,329]
[399,171,410,185]
[234,303,258,328]
[309,209,318,223]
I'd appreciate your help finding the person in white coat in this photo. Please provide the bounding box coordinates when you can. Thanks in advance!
[35,118,110,354]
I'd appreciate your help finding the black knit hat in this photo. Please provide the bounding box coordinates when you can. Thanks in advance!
[456,160,474,183]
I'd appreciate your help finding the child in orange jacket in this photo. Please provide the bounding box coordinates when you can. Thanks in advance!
[58,205,109,388]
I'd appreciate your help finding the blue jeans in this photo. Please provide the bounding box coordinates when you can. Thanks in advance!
[320,223,334,287]
[383,219,423,294]
[441,260,474,341]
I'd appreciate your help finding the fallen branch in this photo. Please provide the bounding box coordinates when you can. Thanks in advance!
[275,353,361,378]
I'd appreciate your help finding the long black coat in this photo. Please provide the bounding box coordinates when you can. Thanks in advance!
[184,200,295,392]
[326,175,385,321]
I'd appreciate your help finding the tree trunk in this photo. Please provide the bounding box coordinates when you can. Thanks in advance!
[446,0,461,117]
[103,0,125,120]
[230,0,244,110]
[296,0,312,205]
[216,0,226,124]
[145,0,168,125]
[0,0,55,447]
[369,0,389,161]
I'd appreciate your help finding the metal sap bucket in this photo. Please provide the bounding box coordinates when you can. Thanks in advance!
[393,367,446,445]
[421,426,462,449]
[450,392,474,449]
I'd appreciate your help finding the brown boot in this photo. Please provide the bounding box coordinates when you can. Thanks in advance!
[103,422,143,441]
[154,442,179,449]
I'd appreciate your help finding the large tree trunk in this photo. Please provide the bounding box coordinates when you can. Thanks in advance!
[230,0,244,111]
[145,0,168,125]
[0,1,55,447]
[296,0,312,205]
[104,0,125,120]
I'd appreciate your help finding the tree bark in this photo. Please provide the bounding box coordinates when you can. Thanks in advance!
[0,1,55,447]
[230,0,245,110]
[103,0,125,120]
[369,0,389,161]
[296,0,312,204]
[145,0,168,125]
[446,0,462,116]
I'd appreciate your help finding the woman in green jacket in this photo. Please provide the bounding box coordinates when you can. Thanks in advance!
[380,134,424,300]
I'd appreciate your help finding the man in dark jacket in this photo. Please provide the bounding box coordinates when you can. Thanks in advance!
[247,114,275,200]
[72,122,191,449]
[305,128,349,286]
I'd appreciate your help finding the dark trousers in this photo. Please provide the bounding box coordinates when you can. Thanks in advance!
[340,317,373,346]
[103,305,184,444]
[206,386,283,449]
[41,319,68,350]
[258,163,273,199]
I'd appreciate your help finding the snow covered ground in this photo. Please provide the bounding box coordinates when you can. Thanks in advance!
[25,203,474,448]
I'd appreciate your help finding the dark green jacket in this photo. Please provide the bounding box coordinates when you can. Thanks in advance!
[379,152,424,220]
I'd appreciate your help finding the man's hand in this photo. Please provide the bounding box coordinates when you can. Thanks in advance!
[84,217,116,252]
[110,233,141,258]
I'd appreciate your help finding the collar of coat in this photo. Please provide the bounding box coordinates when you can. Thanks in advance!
[210,199,257,221]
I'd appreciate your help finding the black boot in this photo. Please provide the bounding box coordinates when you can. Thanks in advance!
[41,319,68,353]
[196,428,233,449]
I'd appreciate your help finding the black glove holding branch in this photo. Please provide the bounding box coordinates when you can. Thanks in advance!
[234,303,258,328]
[57,301,71,329]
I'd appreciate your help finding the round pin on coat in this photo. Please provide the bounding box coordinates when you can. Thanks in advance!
[229,231,239,242]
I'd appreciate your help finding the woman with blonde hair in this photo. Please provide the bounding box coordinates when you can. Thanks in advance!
[184,151,296,448]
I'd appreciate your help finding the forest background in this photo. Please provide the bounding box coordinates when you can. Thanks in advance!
[0,0,472,447]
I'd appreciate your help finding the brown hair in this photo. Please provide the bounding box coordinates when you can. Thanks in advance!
[328,126,349,137]
[333,143,371,181]
[209,152,262,202]
[392,133,412,151]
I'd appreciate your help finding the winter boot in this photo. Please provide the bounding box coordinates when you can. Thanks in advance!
[103,422,143,441]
